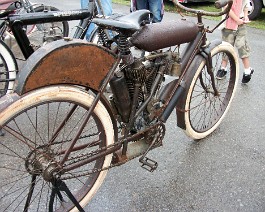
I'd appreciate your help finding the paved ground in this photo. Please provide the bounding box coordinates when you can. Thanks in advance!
[15,1,265,211]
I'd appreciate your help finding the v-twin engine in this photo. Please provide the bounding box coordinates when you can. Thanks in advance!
[109,58,158,123]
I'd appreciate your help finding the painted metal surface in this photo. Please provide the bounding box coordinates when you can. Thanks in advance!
[15,39,118,95]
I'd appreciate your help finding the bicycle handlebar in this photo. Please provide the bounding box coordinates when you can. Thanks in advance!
[172,0,233,17]
[0,1,21,18]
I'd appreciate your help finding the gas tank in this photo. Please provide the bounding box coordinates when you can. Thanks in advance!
[130,19,199,52]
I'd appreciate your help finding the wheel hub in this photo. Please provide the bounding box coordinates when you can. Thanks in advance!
[25,147,61,182]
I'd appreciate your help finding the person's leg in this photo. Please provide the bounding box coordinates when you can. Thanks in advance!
[98,0,112,16]
[221,28,236,68]
[148,0,163,22]
[235,25,253,83]
[217,28,235,79]
[135,0,148,10]
[241,56,253,83]
[96,0,114,39]
[242,57,250,69]
[81,0,95,40]
[81,0,88,8]
[235,25,251,69]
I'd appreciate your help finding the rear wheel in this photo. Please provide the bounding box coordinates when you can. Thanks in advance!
[0,86,114,211]
[183,42,239,139]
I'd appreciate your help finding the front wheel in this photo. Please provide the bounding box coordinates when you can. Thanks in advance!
[0,86,114,211]
[182,42,239,140]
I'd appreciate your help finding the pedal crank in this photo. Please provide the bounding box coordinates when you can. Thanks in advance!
[139,133,159,172]
[138,123,165,172]
[139,157,158,172]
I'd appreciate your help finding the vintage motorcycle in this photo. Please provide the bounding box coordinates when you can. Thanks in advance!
[0,0,239,211]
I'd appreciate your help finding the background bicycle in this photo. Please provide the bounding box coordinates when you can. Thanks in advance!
[0,0,115,98]
[0,0,69,57]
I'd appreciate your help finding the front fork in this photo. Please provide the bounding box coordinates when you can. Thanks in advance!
[200,39,222,96]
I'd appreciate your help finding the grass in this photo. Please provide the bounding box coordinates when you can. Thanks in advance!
[113,0,265,30]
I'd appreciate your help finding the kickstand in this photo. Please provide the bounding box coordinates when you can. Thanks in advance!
[50,179,85,212]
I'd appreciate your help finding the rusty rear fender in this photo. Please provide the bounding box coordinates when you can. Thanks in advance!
[15,39,118,95]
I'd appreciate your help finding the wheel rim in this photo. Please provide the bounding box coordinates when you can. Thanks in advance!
[187,50,236,133]
[0,54,9,97]
[0,99,108,211]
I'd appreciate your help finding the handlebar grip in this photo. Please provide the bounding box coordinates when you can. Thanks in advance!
[214,0,232,9]
[172,0,232,17]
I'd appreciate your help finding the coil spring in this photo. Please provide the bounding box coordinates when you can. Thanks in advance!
[145,68,157,93]
[118,34,130,55]
[98,28,108,46]
[127,79,144,102]
[124,65,145,83]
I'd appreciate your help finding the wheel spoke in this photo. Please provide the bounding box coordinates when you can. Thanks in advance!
[0,86,114,210]
[184,45,238,139]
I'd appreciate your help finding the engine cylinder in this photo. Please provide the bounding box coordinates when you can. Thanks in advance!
[109,72,131,123]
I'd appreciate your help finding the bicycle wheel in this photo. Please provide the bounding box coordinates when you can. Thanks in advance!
[0,85,114,211]
[27,5,69,48]
[182,42,239,139]
[0,39,17,97]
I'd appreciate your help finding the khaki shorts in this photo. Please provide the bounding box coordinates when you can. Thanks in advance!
[222,25,250,58]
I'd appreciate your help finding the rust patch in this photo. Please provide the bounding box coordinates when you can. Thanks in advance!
[16,40,117,94]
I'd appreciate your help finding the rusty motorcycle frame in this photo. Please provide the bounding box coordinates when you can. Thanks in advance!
[0,0,239,211]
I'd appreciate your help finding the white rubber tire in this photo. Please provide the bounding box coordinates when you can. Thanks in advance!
[0,85,114,210]
[184,42,239,140]
[0,39,17,94]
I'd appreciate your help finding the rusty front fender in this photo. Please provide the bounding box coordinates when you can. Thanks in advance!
[15,39,118,95]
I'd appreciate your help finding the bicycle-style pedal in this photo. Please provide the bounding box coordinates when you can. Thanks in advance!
[139,157,158,172]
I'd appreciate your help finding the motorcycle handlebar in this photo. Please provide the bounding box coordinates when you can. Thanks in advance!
[172,0,233,17]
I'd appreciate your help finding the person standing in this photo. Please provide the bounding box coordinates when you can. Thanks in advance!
[81,0,113,40]
[216,0,254,83]
[131,0,164,23]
